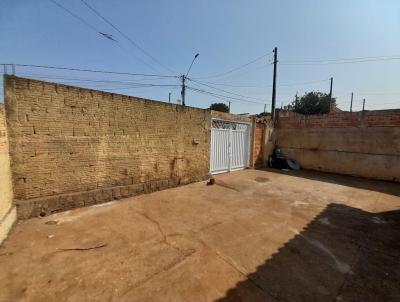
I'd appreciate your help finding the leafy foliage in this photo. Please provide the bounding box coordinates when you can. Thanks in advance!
[256,111,271,117]
[210,102,229,113]
[284,91,336,115]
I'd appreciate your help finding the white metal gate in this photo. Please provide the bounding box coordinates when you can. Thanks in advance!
[210,119,250,174]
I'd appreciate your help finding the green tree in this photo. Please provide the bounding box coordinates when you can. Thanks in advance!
[210,102,229,113]
[284,91,336,115]
[256,111,271,118]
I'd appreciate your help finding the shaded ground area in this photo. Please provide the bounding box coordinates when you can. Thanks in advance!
[0,169,399,301]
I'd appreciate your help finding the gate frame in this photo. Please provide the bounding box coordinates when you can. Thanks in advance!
[210,117,252,174]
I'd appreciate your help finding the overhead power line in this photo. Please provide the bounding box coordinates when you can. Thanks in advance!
[62,84,179,91]
[79,0,174,73]
[6,76,179,93]
[100,85,180,92]
[6,73,179,88]
[197,78,330,88]
[278,78,331,87]
[196,51,273,80]
[282,55,400,63]
[49,0,108,37]
[349,92,400,96]
[13,72,172,83]
[188,78,268,102]
[48,0,159,72]
[281,55,400,66]
[1,63,177,78]
[186,86,269,105]
[192,81,266,88]
[336,99,400,106]
[21,78,179,88]
[362,102,400,107]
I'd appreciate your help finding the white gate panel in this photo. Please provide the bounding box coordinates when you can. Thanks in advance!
[210,119,250,174]
[211,128,230,173]
[231,129,248,170]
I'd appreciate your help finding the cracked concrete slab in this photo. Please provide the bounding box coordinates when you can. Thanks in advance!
[0,169,399,301]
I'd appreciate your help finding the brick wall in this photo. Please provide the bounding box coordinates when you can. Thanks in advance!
[277,109,400,129]
[251,116,274,169]
[0,104,16,243]
[252,123,264,168]
[4,76,211,218]
[276,110,400,182]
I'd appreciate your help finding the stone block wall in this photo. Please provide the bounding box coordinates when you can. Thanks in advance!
[276,110,400,182]
[4,76,211,218]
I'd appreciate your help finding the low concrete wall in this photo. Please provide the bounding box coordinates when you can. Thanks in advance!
[5,76,211,219]
[0,105,16,244]
[276,110,400,182]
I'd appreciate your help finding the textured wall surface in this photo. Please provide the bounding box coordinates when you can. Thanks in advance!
[0,105,16,244]
[4,76,211,218]
[252,123,265,168]
[276,110,400,182]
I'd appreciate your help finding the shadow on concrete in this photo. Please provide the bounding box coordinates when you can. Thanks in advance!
[261,168,400,197]
[215,203,400,302]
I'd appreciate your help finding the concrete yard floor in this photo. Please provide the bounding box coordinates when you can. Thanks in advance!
[1,169,400,302]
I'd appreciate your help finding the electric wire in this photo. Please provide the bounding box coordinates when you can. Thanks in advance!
[1,64,177,78]
[1,69,180,92]
[2,64,397,110]
[282,55,400,63]
[14,75,180,88]
[79,0,174,73]
[281,56,400,66]
[14,72,176,84]
[186,86,269,105]
[195,51,273,80]
[197,78,330,88]
[188,78,269,102]
[48,0,160,72]
[49,0,105,36]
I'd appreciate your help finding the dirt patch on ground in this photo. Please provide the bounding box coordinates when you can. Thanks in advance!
[254,176,269,183]
[0,169,399,301]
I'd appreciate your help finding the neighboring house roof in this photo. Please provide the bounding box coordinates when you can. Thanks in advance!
[330,104,343,113]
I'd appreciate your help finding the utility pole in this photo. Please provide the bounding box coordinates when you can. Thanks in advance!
[362,98,366,112]
[228,101,231,113]
[350,92,353,112]
[271,47,278,121]
[329,77,333,112]
[263,103,266,113]
[168,92,171,103]
[180,75,186,106]
[182,53,199,107]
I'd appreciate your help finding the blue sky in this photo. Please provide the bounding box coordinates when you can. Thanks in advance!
[0,0,399,113]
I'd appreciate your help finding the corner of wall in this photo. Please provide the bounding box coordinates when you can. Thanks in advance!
[0,85,17,244]
[263,123,276,165]
[0,206,16,245]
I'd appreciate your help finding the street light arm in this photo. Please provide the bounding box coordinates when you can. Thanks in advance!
[185,53,200,77]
